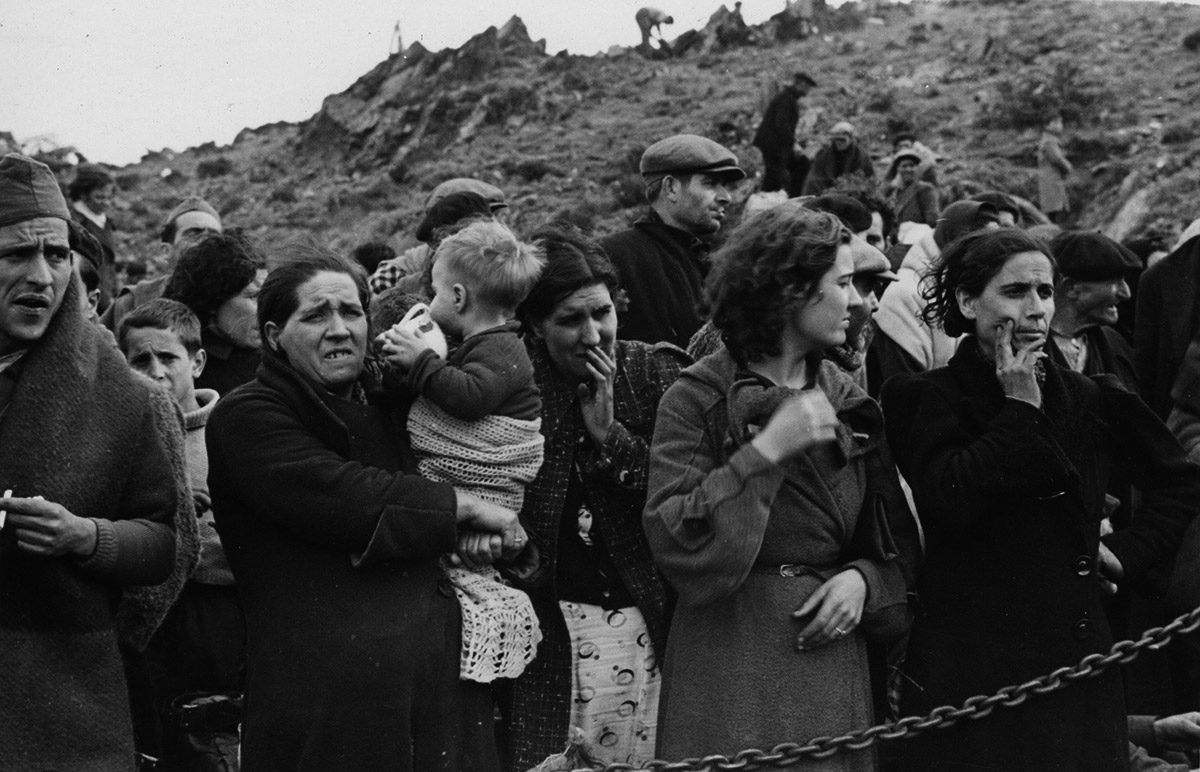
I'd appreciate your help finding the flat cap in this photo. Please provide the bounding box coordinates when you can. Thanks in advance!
[849,234,898,281]
[416,191,492,244]
[1050,230,1141,281]
[640,134,745,182]
[893,150,922,166]
[425,178,507,212]
[792,71,818,89]
[0,153,71,228]
[163,196,221,229]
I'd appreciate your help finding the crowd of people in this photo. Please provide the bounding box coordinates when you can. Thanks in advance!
[2,82,1200,772]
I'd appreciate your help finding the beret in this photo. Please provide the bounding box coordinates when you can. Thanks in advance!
[0,153,71,228]
[425,178,507,211]
[640,134,744,181]
[163,196,221,229]
[1050,230,1141,281]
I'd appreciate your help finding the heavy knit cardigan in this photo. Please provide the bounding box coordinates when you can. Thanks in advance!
[0,276,190,771]
[504,337,689,772]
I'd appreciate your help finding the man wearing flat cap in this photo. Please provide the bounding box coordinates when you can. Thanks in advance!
[1045,230,1140,388]
[753,71,817,196]
[802,120,876,197]
[0,154,192,768]
[600,134,744,348]
[102,195,223,333]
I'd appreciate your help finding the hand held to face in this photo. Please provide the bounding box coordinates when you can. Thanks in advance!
[376,325,431,370]
[751,389,838,464]
[994,321,1044,407]
[576,344,616,445]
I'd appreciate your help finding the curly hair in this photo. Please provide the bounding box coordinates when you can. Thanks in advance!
[516,224,623,330]
[703,202,848,363]
[162,233,266,327]
[922,228,1055,337]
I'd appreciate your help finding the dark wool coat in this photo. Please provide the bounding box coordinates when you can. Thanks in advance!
[644,351,920,769]
[207,353,499,772]
[0,277,182,771]
[504,338,688,772]
[882,340,1200,772]
[891,180,940,228]
[1134,234,1200,418]
[802,141,876,196]
[599,211,712,349]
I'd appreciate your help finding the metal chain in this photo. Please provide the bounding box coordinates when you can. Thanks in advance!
[570,604,1200,772]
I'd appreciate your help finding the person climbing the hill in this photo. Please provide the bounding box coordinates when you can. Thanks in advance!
[636,7,674,50]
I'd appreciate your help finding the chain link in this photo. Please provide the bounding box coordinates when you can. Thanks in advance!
[568,604,1200,772]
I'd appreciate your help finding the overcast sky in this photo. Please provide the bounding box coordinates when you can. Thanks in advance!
[1,0,794,166]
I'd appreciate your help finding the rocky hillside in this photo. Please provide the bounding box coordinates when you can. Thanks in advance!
[39,0,1200,272]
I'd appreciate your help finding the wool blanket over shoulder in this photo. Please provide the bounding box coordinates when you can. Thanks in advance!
[0,277,192,771]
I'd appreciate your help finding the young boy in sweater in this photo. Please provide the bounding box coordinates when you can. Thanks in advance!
[119,299,244,767]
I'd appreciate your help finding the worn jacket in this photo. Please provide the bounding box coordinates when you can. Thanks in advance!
[505,338,688,771]
[208,352,499,771]
[600,210,712,349]
[0,277,183,771]
[644,350,920,762]
[882,340,1200,771]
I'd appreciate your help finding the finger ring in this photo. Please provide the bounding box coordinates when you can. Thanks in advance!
[834,627,846,636]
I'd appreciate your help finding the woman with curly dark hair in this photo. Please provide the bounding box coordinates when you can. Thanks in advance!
[503,226,689,771]
[163,232,267,394]
[644,202,920,769]
[881,228,1200,770]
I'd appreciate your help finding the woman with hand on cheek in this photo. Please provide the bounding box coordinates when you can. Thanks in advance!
[644,203,920,771]
[502,226,690,772]
[882,228,1200,771]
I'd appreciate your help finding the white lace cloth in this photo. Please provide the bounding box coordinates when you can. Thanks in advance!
[409,396,545,682]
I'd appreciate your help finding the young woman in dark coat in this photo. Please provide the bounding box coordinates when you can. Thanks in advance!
[206,248,530,771]
[881,228,1200,771]
[502,227,688,771]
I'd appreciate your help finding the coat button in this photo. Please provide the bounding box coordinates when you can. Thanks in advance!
[1073,618,1092,640]
[1074,556,1093,577]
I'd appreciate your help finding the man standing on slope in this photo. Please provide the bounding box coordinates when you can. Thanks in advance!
[753,71,817,196]
[600,134,744,348]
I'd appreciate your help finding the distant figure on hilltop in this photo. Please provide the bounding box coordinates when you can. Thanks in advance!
[1038,113,1074,224]
[636,7,674,49]
[753,71,817,196]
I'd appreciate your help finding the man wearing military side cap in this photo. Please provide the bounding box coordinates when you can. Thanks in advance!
[599,133,744,348]
[0,154,191,768]
[1045,230,1141,388]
